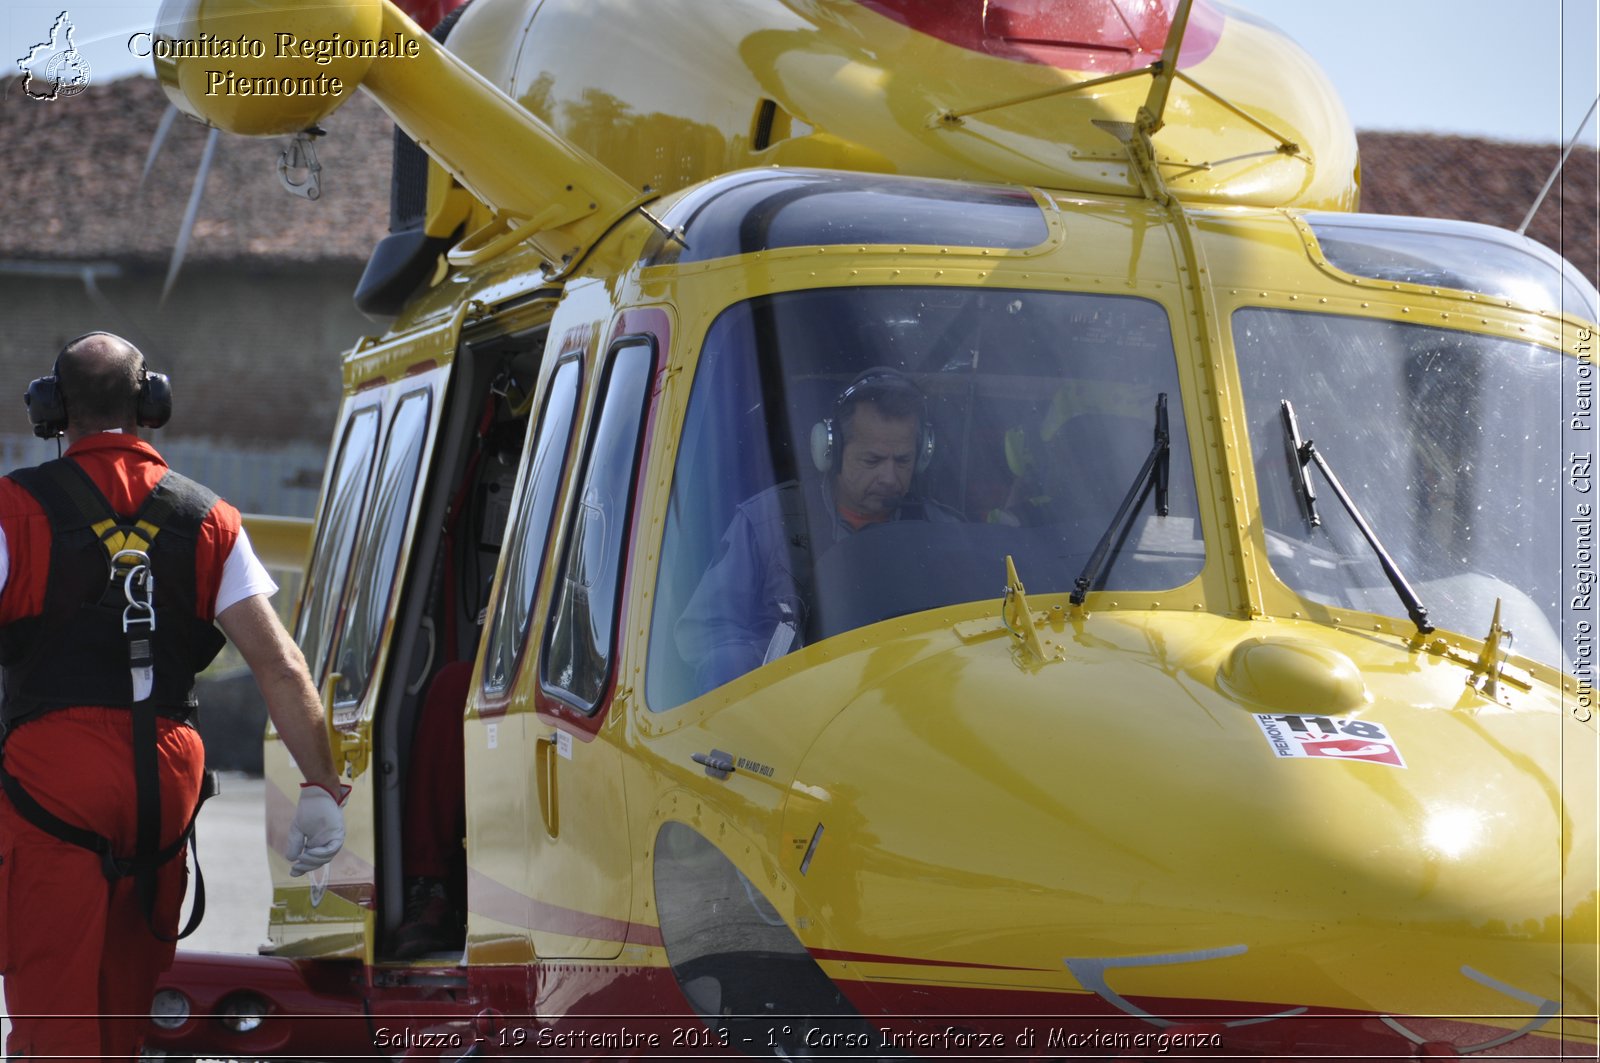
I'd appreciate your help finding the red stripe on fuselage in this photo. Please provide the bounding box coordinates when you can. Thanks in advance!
[467,866,665,947]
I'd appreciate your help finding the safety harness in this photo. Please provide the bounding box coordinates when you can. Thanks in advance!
[0,458,224,941]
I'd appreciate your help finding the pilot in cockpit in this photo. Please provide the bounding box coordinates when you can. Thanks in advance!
[675,367,958,693]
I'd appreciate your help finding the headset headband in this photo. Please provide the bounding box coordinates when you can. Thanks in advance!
[810,366,935,474]
[24,333,172,439]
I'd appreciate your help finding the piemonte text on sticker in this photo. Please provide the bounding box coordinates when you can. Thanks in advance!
[1254,713,1406,768]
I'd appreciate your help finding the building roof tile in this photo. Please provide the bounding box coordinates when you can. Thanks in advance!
[1,75,389,266]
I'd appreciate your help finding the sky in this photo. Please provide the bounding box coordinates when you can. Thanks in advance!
[3,0,1597,147]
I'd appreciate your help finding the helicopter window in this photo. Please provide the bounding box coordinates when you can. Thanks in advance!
[541,337,657,712]
[646,286,1204,710]
[1235,309,1573,668]
[296,404,380,682]
[330,388,433,710]
[644,169,1048,266]
[482,357,582,698]
[1305,213,1598,321]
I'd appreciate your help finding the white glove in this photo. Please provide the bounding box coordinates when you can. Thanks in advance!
[286,782,351,876]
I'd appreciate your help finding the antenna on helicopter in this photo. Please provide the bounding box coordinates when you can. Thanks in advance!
[1516,94,1599,236]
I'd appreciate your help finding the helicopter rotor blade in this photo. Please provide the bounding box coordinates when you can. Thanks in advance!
[162,126,219,304]
[141,104,179,190]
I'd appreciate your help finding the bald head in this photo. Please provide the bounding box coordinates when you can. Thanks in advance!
[57,332,144,437]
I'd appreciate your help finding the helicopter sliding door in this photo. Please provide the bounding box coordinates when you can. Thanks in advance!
[269,345,454,954]
[364,318,552,959]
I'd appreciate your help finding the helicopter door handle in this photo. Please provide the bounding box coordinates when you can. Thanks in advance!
[535,733,561,837]
[691,750,736,781]
[320,671,368,781]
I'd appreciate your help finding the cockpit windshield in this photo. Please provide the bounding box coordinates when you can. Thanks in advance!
[646,286,1205,710]
[1235,309,1579,669]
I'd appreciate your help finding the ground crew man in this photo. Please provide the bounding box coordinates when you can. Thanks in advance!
[0,332,346,1059]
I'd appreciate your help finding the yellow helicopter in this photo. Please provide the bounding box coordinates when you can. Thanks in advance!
[140,0,1596,1057]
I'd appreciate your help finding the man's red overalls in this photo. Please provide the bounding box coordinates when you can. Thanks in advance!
[0,433,240,1061]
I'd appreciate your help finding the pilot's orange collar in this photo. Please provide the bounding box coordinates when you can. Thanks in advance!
[836,504,888,531]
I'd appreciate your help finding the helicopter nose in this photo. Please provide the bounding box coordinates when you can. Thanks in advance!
[776,619,1588,1030]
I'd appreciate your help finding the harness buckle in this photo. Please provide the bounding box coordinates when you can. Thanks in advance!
[112,548,157,701]
[113,548,156,634]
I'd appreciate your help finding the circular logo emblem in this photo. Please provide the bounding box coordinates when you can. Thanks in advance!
[43,49,91,98]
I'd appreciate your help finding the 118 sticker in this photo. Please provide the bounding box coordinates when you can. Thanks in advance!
[1253,713,1407,768]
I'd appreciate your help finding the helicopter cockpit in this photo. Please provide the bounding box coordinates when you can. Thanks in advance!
[647,283,1206,709]
[638,168,1598,709]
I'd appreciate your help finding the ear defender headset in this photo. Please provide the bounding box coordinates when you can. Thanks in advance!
[809,366,935,474]
[24,334,173,439]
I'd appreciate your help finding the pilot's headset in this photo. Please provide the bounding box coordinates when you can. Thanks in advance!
[25,333,173,439]
[809,366,935,474]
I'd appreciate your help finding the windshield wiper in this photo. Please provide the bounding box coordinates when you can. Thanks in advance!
[1279,399,1319,525]
[1071,393,1169,605]
[1279,399,1433,635]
